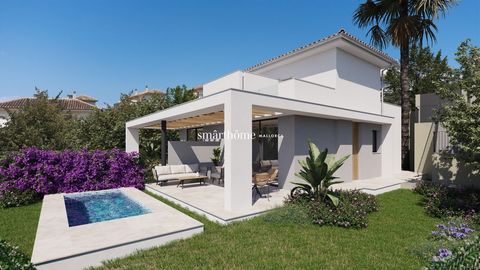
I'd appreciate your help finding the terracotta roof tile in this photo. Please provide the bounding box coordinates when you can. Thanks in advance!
[0,98,97,111]
[75,95,97,102]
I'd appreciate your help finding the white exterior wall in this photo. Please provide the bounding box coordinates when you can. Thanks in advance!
[223,91,252,211]
[255,48,337,88]
[358,123,382,179]
[201,48,384,116]
[0,109,9,127]
[278,115,354,189]
[125,127,140,153]
[203,71,243,97]
[380,103,402,177]
[168,141,221,165]
[335,49,382,114]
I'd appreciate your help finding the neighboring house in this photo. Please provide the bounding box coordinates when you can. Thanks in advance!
[193,86,204,98]
[128,87,164,102]
[126,29,402,211]
[414,93,480,187]
[0,94,97,125]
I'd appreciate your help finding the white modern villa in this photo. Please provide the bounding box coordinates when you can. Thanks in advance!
[125,29,402,220]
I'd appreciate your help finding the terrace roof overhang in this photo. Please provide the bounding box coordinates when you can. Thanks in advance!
[126,89,395,131]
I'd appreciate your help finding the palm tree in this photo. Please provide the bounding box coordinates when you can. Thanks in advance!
[353,0,456,169]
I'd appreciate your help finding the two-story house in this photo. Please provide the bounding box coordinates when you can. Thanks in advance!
[125,29,401,213]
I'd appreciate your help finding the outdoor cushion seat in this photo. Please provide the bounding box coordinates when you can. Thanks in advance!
[153,164,201,185]
[259,159,278,172]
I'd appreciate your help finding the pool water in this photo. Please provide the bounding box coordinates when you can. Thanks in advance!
[64,190,150,227]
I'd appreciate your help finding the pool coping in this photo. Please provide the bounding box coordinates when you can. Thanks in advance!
[31,187,204,270]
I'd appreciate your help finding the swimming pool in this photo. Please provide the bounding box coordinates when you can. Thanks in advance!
[64,190,151,227]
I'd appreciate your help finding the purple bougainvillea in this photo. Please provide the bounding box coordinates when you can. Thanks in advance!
[0,148,144,200]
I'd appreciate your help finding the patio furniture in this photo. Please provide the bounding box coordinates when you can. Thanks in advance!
[210,166,224,185]
[252,168,278,200]
[259,160,279,172]
[153,164,201,186]
[176,175,208,188]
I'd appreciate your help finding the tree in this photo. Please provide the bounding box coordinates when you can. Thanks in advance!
[354,0,456,169]
[0,90,74,157]
[70,86,197,174]
[436,39,480,170]
[383,46,452,105]
[164,85,196,105]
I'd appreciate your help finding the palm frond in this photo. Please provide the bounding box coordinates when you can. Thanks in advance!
[353,0,384,28]
[415,0,457,18]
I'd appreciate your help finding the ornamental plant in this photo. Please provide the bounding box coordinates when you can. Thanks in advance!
[431,220,475,241]
[0,148,144,207]
[428,237,480,270]
[290,141,349,206]
[0,239,36,270]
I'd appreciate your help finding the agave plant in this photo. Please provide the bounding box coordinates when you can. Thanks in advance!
[291,141,349,207]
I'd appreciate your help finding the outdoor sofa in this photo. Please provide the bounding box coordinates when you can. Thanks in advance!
[152,164,209,186]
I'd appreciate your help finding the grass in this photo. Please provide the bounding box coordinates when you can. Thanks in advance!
[0,190,440,269]
[0,201,42,256]
[93,189,439,270]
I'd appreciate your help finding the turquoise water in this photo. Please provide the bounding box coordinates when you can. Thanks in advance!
[64,190,150,227]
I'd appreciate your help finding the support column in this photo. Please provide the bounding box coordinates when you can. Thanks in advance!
[161,120,167,165]
[125,127,140,153]
[224,91,252,211]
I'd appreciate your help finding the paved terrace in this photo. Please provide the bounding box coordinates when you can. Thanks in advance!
[146,171,420,224]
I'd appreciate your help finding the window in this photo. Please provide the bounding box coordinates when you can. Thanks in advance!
[372,130,378,153]
[186,127,204,141]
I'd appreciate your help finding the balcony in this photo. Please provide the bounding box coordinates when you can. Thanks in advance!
[203,71,279,96]
[202,71,382,115]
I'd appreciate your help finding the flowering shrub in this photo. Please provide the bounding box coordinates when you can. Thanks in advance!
[432,248,453,263]
[428,237,480,270]
[286,189,378,228]
[432,220,475,241]
[0,239,36,270]
[0,148,144,207]
[414,180,480,222]
[0,189,40,208]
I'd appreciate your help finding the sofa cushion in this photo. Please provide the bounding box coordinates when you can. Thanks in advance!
[260,160,271,167]
[155,165,171,176]
[157,175,175,181]
[170,165,186,174]
[179,172,200,178]
[270,160,279,166]
[184,163,199,173]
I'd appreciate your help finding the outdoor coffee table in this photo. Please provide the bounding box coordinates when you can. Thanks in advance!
[176,175,208,188]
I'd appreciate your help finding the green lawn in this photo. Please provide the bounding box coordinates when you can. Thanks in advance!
[0,190,439,269]
[95,189,439,270]
[0,201,41,256]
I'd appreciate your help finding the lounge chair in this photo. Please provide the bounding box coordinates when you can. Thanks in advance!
[252,168,278,200]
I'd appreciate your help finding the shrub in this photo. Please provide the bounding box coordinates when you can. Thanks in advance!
[0,148,144,207]
[307,190,378,228]
[428,236,480,270]
[414,181,480,221]
[412,216,479,266]
[431,220,476,241]
[286,189,378,228]
[0,189,40,208]
[0,239,36,270]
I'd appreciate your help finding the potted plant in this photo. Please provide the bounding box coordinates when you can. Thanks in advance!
[211,147,222,173]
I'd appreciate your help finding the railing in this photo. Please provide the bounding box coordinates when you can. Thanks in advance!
[202,71,278,96]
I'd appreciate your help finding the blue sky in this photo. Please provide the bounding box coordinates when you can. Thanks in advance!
[0,0,479,106]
